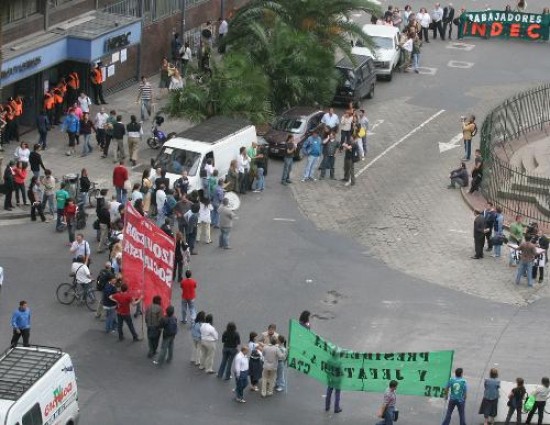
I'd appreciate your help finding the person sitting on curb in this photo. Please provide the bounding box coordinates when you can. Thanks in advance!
[448,162,469,189]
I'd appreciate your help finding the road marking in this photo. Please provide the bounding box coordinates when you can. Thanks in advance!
[448,60,475,69]
[439,132,463,153]
[449,228,469,234]
[446,42,476,51]
[367,119,384,136]
[273,218,296,222]
[347,110,445,185]
[417,67,438,75]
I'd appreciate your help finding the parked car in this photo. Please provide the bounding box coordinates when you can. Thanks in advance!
[333,54,376,107]
[263,107,325,160]
[352,24,400,81]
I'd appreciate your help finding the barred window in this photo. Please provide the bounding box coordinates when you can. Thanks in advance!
[2,0,39,25]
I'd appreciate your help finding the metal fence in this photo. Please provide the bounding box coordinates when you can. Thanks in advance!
[481,83,550,225]
[102,0,181,24]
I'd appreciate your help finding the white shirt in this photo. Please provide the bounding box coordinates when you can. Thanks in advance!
[71,262,92,284]
[14,147,30,163]
[200,323,219,342]
[340,115,353,131]
[322,113,339,128]
[219,20,228,35]
[432,7,444,22]
[232,351,249,377]
[169,76,184,91]
[109,200,121,218]
[237,154,250,173]
[534,385,550,401]
[418,12,432,28]
[78,95,91,113]
[94,112,109,129]
[156,190,166,210]
[179,46,192,61]
[204,163,215,177]
[131,190,143,202]
[402,38,413,53]
[198,202,213,223]
[70,240,90,259]
[43,175,56,195]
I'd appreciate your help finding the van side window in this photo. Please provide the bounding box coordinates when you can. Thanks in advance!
[22,403,42,425]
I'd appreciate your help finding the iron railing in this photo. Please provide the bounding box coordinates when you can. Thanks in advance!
[101,0,181,23]
[481,83,550,225]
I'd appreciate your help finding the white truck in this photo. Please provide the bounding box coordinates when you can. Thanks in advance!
[151,116,258,192]
[0,346,79,425]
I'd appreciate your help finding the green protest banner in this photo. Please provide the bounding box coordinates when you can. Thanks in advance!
[458,10,550,41]
[288,320,453,397]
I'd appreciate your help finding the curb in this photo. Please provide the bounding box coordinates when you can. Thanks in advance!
[460,187,512,231]
[0,211,29,220]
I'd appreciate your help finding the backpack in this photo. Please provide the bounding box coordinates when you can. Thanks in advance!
[471,123,478,137]
[163,316,178,336]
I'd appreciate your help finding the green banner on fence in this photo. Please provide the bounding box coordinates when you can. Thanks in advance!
[459,10,550,40]
[288,320,453,397]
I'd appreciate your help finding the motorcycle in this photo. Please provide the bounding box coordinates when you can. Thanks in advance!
[146,115,176,149]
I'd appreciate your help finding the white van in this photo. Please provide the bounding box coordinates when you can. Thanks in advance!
[0,345,79,425]
[352,24,401,80]
[152,116,257,191]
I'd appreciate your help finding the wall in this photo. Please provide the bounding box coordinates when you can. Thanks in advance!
[95,44,140,91]
[140,11,183,76]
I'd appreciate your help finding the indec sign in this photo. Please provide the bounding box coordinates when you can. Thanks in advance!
[459,11,550,40]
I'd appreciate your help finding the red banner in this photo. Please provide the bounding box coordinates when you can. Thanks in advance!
[122,203,175,311]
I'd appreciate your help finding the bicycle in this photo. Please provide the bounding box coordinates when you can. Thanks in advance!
[56,278,97,311]
[87,181,101,208]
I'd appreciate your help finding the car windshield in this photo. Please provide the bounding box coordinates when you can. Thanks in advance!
[154,147,202,176]
[371,36,394,50]
[273,118,305,134]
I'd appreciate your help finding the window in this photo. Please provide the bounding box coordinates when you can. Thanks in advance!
[22,403,42,425]
[2,0,40,25]
[155,147,202,176]
[185,0,208,8]
[51,0,75,6]
[152,0,180,21]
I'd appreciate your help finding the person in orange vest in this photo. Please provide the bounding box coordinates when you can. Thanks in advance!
[8,96,22,143]
[66,72,80,107]
[0,106,7,150]
[52,84,65,125]
[90,63,107,105]
[43,90,56,127]
[3,101,17,143]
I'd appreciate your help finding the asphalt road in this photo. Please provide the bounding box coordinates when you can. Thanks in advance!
[2,2,550,424]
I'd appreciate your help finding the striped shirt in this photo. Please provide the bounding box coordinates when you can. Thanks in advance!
[139,82,153,100]
[383,389,397,407]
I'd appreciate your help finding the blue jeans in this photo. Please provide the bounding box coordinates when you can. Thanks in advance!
[217,347,238,379]
[464,139,472,160]
[38,130,48,148]
[42,193,55,216]
[156,335,174,365]
[56,208,64,228]
[254,167,265,191]
[115,187,127,205]
[275,359,286,389]
[281,156,293,182]
[516,260,534,286]
[376,405,395,425]
[235,370,249,399]
[104,306,117,333]
[325,387,341,412]
[141,99,152,121]
[441,399,466,425]
[494,243,502,257]
[303,155,319,179]
[81,134,93,155]
[117,314,138,340]
[412,53,420,70]
[211,206,219,227]
[219,227,230,248]
[180,298,196,323]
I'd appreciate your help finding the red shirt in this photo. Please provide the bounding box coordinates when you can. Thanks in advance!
[111,292,133,315]
[180,278,197,300]
[112,165,128,188]
[64,203,77,219]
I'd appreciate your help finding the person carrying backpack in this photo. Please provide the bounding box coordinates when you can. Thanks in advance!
[154,305,178,366]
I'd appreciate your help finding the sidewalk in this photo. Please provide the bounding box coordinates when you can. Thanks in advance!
[0,74,193,220]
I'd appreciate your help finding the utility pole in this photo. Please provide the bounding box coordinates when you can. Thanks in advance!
[44,0,50,31]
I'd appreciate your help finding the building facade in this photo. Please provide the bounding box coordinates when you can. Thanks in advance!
[0,0,247,132]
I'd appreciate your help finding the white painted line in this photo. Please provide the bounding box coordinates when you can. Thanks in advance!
[446,42,476,51]
[370,119,384,130]
[273,218,296,222]
[449,228,469,234]
[448,60,474,69]
[417,67,438,76]
[439,132,463,153]
[347,110,446,185]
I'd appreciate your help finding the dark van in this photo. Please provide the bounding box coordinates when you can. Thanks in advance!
[332,54,376,107]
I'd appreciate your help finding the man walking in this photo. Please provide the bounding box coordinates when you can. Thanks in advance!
[219,198,236,249]
[442,368,468,425]
[112,115,126,162]
[36,110,51,149]
[472,209,487,259]
[145,295,163,358]
[126,115,142,167]
[137,76,153,122]
[180,270,197,324]
[154,305,178,366]
[516,236,537,287]
[112,160,129,205]
[376,380,398,425]
[301,130,322,182]
[281,135,296,185]
[482,203,496,252]
[10,300,31,348]
[94,107,109,149]
[109,283,142,341]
